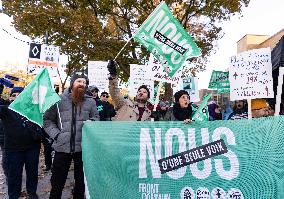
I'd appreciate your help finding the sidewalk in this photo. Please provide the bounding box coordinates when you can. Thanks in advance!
[0,148,75,199]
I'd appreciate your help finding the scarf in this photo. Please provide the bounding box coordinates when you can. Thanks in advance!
[173,103,192,121]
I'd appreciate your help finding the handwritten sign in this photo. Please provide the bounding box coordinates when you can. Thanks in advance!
[88,61,109,92]
[182,76,200,102]
[229,48,274,100]
[129,64,154,99]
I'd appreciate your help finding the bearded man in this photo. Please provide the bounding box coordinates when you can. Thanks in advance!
[43,73,99,199]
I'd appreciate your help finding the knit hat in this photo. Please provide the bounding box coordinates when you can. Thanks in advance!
[251,99,268,110]
[137,85,150,98]
[174,90,189,103]
[70,73,89,89]
[10,87,24,96]
[89,86,99,93]
[100,91,109,96]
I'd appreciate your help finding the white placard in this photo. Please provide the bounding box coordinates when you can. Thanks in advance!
[229,48,274,101]
[129,64,154,99]
[182,76,200,102]
[40,44,60,63]
[88,61,109,93]
[28,44,60,75]
[148,54,182,84]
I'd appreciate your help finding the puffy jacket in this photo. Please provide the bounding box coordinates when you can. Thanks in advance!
[43,89,100,153]
[109,77,152,121]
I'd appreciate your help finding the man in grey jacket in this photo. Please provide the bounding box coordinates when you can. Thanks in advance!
[43,73,99,199]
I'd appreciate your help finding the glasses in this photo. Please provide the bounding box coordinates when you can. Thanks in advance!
[102,95,109,98]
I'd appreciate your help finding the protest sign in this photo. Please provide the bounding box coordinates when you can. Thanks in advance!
[229,48,274,100]
[82,116,284,199]
[182,76,199,102]
[9,68,60,126]
[129,64,154,99]
[28,43,60,75]
[148,54,182,84]
[88,61,109,93]
[208,70,230,93]
[134,1,201,77]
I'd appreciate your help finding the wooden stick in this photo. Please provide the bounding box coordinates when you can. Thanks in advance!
[275,67,284,116]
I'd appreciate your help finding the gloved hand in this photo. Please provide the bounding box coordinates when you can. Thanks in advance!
[107,60,117,76]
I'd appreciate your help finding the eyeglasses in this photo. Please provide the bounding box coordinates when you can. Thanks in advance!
[102,95,109,98]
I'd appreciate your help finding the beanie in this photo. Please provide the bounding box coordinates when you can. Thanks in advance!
[10,87,24,96]
[70,73,89,89]
[137,85,150,98]
[174,90,189,103]
[251,99,268,110]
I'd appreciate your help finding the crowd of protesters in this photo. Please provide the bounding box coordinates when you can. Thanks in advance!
[0,60,278,199]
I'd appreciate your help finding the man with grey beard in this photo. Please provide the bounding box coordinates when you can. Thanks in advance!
[44,73,99,199]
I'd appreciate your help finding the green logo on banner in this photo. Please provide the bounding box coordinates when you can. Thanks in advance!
[134,2,201,77]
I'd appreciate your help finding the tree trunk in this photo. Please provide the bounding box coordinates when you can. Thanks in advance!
[163,83,173,102]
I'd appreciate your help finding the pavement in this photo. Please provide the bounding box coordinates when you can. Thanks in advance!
[0,147,75,199]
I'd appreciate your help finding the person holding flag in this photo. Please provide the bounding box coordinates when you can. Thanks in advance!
[0,87,43,199]
[107,60,153,121]
[43,73,99,199]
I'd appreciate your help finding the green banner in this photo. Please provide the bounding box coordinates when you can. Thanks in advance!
[82,117,284,199]
[208,71,230,93]
[134,1,201,77]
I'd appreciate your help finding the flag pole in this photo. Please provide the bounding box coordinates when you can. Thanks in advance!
[275,67,284,116]
[114,37,134,61]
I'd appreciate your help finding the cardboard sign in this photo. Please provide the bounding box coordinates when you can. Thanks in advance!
[88,61,109,93]
[229,48,274,100]
[129,64,154,99]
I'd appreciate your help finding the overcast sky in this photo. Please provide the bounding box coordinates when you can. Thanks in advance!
[0,0,284,88]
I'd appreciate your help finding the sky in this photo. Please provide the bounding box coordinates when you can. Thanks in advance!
[0,0,284,87]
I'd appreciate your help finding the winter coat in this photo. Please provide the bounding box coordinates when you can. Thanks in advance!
[0,105,41,151]
[43,89,100,153]
[99,101,116,121]
[109,78,152,121]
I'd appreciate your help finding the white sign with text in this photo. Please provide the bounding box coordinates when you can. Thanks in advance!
[88,61,109,93]
[129,64,154,99]
[229,48,274,100]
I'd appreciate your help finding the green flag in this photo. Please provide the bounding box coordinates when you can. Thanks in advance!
[9,68,60,126]
[192,93,212,121]
[208,70,230,93]
[134,1,201,77]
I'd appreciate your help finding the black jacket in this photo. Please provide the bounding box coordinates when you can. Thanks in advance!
[0,105,41,151]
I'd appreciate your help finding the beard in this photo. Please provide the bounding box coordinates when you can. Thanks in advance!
[71,86,86,105]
